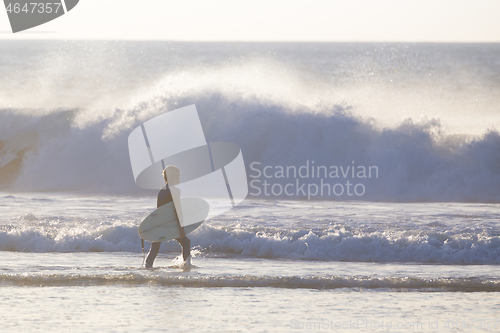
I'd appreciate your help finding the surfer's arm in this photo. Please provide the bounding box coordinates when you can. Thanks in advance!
[156,191,162,208]
[170,186,185,227]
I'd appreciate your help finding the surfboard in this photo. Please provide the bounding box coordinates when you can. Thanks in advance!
[138,197,209,242]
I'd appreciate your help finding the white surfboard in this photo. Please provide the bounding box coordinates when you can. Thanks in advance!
[138,197,209,242]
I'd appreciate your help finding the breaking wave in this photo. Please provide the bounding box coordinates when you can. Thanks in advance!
[0,42,499,201]
[1,272,498,291]
[1,91,499,202]
[1,220,499,265]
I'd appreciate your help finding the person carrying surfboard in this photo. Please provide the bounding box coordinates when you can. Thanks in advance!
[145,165,191,268]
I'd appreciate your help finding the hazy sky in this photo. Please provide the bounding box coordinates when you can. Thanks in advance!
[1,0,500,41]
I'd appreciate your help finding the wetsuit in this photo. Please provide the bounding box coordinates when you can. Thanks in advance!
[145,184,191,268]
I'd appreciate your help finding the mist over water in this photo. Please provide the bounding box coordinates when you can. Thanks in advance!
[0,41,499,201]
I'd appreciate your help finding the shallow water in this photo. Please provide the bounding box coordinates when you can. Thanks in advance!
[2,284,500,332]
[1,194,499,331]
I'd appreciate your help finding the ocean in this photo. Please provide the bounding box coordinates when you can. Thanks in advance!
[0,41,499,332]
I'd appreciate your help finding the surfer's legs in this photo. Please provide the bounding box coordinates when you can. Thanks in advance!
[145,241,161,268]
[175,236,191,261]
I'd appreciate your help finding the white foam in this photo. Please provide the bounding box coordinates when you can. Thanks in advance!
[0,91,499,202]
[1,217,499,265]
[1,272,498,291]
[0,43,499,200]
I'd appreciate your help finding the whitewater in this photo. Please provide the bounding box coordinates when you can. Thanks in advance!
[1,193,500,331]
[0,41,499,332]
[1,41,499,201]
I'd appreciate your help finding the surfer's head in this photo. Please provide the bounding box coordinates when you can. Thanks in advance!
[163,165,180,185]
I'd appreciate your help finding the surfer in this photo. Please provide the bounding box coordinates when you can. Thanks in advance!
[145,165,191,268]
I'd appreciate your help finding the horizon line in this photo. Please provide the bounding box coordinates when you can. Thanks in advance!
[1,38,500,44]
